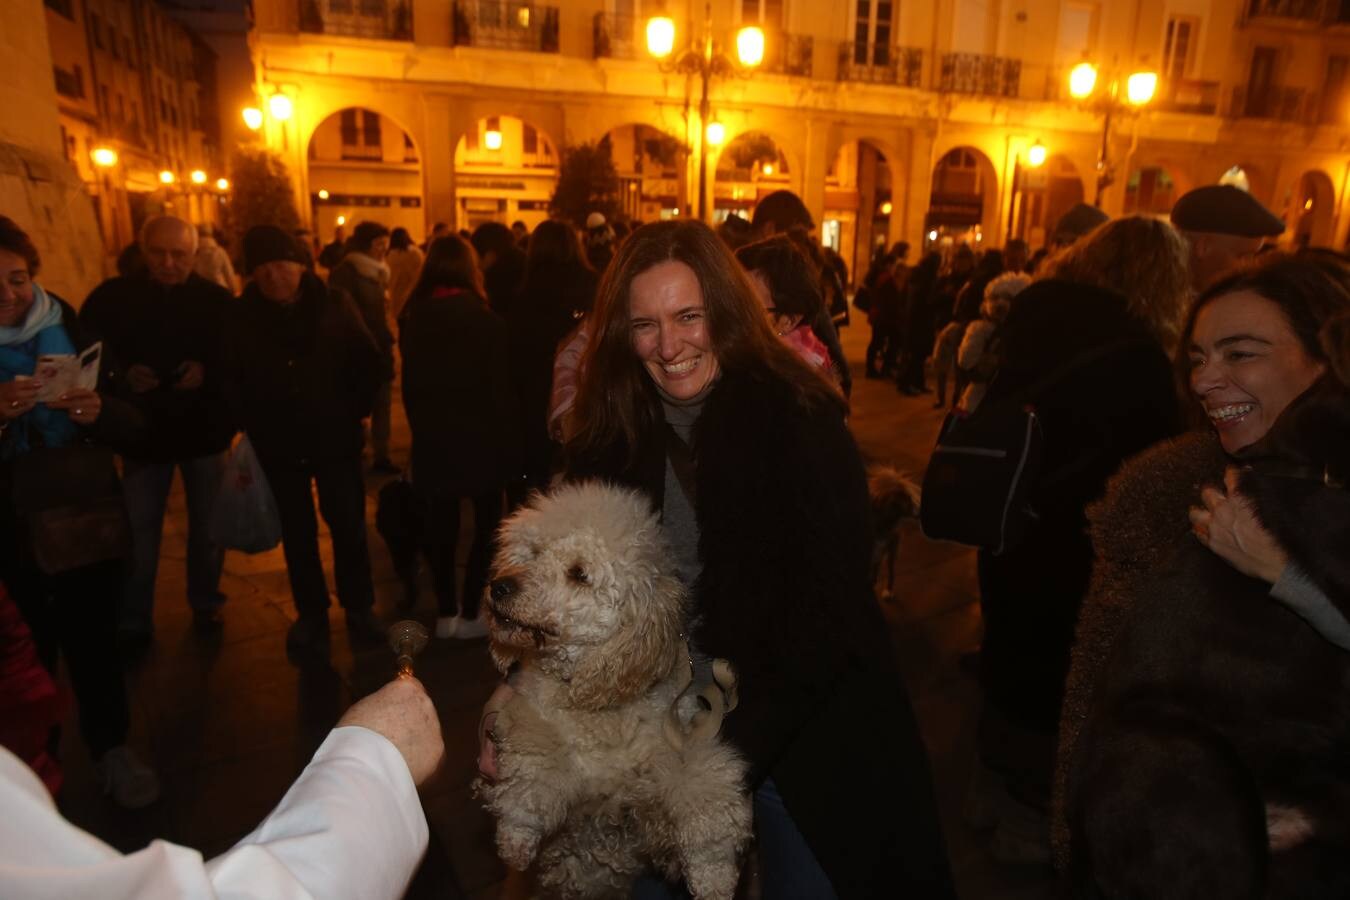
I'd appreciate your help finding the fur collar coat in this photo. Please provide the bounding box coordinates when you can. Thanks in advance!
[567,367,955,899]
[1054,375,1350,892]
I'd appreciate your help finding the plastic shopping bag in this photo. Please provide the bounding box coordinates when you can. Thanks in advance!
[209,435,283,554]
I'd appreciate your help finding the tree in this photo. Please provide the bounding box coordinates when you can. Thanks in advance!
[227,145,302,259]
[550,139,620,228]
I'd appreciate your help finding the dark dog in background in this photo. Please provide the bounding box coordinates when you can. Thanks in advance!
[868,466,921,601]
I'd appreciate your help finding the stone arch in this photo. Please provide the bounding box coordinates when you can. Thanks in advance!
[1014,154,1085,248]
[306,106,424,245]
[823,138,898,282]
[600,123,689,222]
[927,144,1000,249]
[1294,169,1336,247]
[711,130,796,223]
[453,114,560,230]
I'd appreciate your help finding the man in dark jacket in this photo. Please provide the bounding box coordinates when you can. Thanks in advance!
[80,215,236,646]
[470,222,527,316]
[222,226,387,653]
[328,222,398,474]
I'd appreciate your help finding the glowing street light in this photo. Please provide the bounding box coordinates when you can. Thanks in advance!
[159,170,176,185]
[318,189,330,200]
[216,177,230,191]
[242,107,263,131]
[879,200,893,216]
[761,162,774,176]
[1069,62,1098,100]
[1026,141,1047,168]
[268,93,293,122]
[646,17,675,59]
[705,121,726,147]
[1126,71,1158,106]
[336,214,347,226]
[91,146,118,168]
[190,169,207,185]
[736,26,765,68]
[484,127,503,151]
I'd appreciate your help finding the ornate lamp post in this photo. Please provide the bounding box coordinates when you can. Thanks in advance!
[646,4,763,221]
[1007,139,1047,241]
[1068,62,1157,207]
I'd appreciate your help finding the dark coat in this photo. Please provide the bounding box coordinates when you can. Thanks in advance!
[974,278,1182,732]
[78,272,235,461]
[1056,376,1350,896]
[327,254,395,375]
[567,369,955,900]
[221,273,383,468]
[507,263,596,484]
[401,287,519,497]
[484,247,527,318]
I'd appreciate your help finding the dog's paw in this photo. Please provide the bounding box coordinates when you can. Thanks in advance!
[685,859,739,900]
[496,825,542,870]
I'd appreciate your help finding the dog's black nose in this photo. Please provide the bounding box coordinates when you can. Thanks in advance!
[490,578,518,601]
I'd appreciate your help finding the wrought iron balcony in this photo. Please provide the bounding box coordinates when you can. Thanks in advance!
[938,53,1021,98]
[592,12,639,59]
[837,43,923,88]
[762,32,813,77]
[1241,0,1338,23]
[299,0,413,40]
[1156,79,1220,114]
[453,2,559,53]
[1229,84,1313,122]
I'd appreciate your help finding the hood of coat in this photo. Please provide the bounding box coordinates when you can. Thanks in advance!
[341,252,390,286]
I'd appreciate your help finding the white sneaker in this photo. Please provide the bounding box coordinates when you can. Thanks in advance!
[96,746,160,809]
[455,616,489,640]
[435,615,461,639]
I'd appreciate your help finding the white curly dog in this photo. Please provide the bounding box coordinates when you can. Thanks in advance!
[474,481,752,899]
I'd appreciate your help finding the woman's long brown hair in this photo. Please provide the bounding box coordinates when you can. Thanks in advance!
[568,219,842,460]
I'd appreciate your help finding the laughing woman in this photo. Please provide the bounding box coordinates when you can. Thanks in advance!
[557,220,954,898]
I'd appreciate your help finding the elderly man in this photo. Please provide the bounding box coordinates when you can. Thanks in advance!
[80,216,236,654]
[1170,184,1285,290]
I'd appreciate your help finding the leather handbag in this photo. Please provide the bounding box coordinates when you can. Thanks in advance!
[10,443,132,575]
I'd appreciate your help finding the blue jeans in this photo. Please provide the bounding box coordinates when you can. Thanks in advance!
[120,452,227,635]
[631,778,836,900]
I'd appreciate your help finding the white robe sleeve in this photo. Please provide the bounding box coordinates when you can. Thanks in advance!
[0,726,427,900]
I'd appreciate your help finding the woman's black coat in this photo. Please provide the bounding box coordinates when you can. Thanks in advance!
[568,368,955,899]
[400,288,519,497]
[974,278,1181,732]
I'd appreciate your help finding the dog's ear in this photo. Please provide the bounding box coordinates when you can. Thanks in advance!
[566,571,686,711]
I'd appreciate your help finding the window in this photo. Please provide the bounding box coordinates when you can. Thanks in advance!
[362,110,381,147]
[523,123,538,154]
[1161,15,1198,83]
[117,93,125,121]
[340,109,360,145]
[100,85,110,116]
[853,0,894,65]
[44,0,75,19]
[741,0,783,27]
[1322,55,1350,124]
[90,13,105,49]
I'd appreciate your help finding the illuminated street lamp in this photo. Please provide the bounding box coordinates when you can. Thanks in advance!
[190,169,207,185]
[268,93,294,122]
[1067,61,1158,206]
[91,146,118,168]
[646,3,763,221]
[159,170,176,185]
[1007,139,1048,241]
[1026,140,1047,168]
[484,124,503,151]
[318,188,330,200]
[879,200,893,216]
[216,177,230,191]
[242,107,263,131]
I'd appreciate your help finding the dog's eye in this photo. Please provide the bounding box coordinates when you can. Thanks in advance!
[566,564,589,585]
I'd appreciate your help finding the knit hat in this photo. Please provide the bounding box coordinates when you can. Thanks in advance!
[1052,203,1110,243]
[1170,184,1285,238]
[243,225,308,274]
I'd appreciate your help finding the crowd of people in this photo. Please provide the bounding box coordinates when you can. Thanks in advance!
[1,175,1348,898]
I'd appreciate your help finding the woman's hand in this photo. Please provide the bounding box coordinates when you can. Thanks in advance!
[0,379,39,422]
[1188,467,1289,584]
[47,389,103,427]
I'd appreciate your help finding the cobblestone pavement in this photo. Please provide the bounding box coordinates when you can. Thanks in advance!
[52,322,1059,899]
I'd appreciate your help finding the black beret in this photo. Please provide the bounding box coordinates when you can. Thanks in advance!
[1052,202,1110,242]
[243,225,309,274]
[1170,185,1284,238]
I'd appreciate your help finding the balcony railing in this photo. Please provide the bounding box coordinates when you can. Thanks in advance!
[592,12,638,59]
[1229,84,1314,121]
[837,43,923,88]
[939,53,1021,98]
[453,2,559,53]
[1156,79,1221,114]
[1241,0,1348,23]
[762,32,813,77]
[299,0,413,40]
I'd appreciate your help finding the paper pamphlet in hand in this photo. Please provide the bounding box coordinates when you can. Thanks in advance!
[19,343,102,402]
